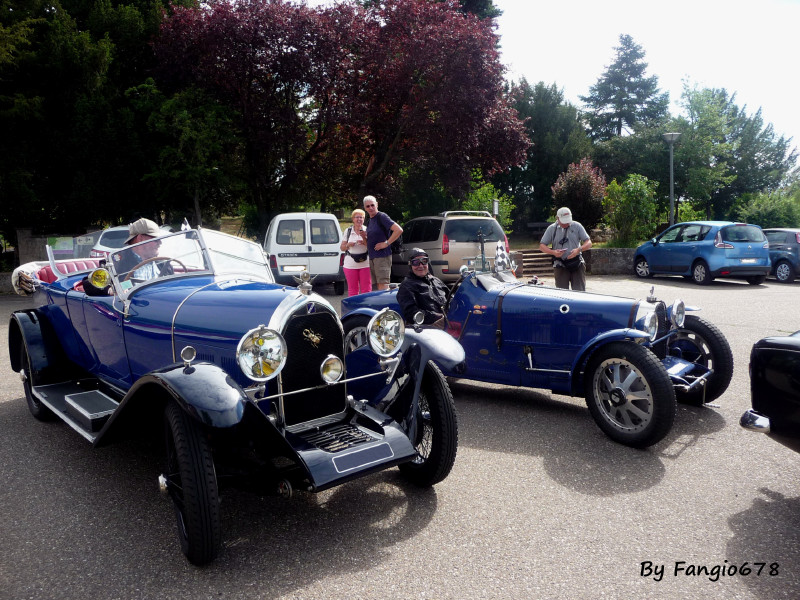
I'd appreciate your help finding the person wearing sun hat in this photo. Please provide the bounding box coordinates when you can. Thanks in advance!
[396,248,450,328]
[539,206,592,291]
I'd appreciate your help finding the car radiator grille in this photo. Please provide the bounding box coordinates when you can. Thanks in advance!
[280,309,347,427]
[299,423,377,453]
[651,301,668,359]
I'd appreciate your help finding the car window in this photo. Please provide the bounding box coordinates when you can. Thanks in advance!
[276,220,305,245]
[721,225,765,243]
[765,231,789,244]
[419,219,442,243]
[310,219,340,244]
[402,220,419,244]
[444,218,503,242]
[658,226,682,243]
[98,229,130,248]
[680,224,705,242]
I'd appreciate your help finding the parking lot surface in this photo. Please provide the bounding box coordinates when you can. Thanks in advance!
[1,276,799,600]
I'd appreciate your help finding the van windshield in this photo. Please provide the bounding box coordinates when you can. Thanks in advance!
[444,219,504,242]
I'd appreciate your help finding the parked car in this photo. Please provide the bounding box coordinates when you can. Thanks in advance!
[392,211,507,283]
[90,223,173,260]
[633,221,770,285]
[763,228,800,283]
[342,242,733,449]
[740,331,800,454]
[263,212,346,294]
[8,228,462,565]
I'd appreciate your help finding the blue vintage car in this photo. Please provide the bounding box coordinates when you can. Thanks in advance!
[8,228,463,565]
[341,248,733,449]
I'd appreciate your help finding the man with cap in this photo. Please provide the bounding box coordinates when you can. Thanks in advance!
[396,248,450,328]
[83,218,172,295]
[539,206,592,291]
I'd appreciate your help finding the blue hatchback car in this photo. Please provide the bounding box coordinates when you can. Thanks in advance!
[763,228,800,283]
[634,221,770,285]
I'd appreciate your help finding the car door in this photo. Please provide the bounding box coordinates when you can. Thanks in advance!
[648,225,683,272]
[82,295,131,387]
[669,223,706,273]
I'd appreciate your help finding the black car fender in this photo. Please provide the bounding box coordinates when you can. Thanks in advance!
[8,309,73,385]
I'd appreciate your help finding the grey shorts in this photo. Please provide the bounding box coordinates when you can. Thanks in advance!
[370,254,392,285]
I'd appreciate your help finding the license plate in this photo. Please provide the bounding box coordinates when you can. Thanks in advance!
[740,258,757,264]
[283,265,307,272]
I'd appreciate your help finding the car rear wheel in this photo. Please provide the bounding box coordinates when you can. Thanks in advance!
[634,256,652,278]
[333,280,345,295]
[343,315,371,353]
[19,344,55,421]
[585,342,676,448]
[746,275,766,285]
[692,261,712,285]
[775,260,796,283]
[163,402,221,566]
[398,361,458,486]
[668,314,733,405]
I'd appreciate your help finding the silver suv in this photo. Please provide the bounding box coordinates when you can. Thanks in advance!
[391,211,507,282]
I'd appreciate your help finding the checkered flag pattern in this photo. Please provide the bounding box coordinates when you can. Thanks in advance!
[493,240,515,273]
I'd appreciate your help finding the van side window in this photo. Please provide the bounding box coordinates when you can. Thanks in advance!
[277,220,305,245]
[420,220,442,243]
[310,219,340,244]
[402,221,418,244]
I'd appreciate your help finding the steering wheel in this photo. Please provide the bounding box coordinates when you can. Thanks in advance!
[123,256,186,281]
[444,272,468,314]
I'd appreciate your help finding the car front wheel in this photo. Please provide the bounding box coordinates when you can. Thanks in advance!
[163,402,221,566]
[585,342,676,448]
[692,261,712,285]
[668,314,733,405]
[398,361,458,487]
[775,260,796,283]
[634,256,652,278]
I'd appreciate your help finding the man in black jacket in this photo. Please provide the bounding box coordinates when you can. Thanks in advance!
[396,248,450,328]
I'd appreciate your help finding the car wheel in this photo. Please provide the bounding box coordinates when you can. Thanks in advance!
[775,260,796,283]
[343,314,371,354]
[333,280,345,295]
[692,261,712,285]
[163,402,221,566]
[19,344,55,421]
[668,314,734,405]
[746,275,766,285]
[398,361,458,486]
[585,342,676,448]
[634,256,652,278]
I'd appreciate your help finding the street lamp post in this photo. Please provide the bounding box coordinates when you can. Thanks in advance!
[662,132,681,226]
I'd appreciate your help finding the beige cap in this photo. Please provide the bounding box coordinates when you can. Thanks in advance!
[125,218,162,244]
[557,207,572,224]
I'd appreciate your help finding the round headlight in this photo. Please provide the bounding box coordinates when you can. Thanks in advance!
[670,299,686,328]
[320,354,344,384]
[236,325,287,382]
[643,311,658,341]
[367,309,405,357]
[89,268,110,289]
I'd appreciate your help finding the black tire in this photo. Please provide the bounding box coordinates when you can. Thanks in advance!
[634,256,652,278]
[746,275,766,285]
[19,344,55,421]
[343,314,371,354]
[398,361,458,486]
[668,314,733,405]
[333,280,345,295]
[692,261,712,285]
[585,342,676,448]
[164,402,221,566]
[775,260,796,283]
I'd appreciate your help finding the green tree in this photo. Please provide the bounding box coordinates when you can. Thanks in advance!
[551,158,607,230]
[580,34,669,141]
[602,174,658,246]
[462,172,515,231]
[735,189,800,228]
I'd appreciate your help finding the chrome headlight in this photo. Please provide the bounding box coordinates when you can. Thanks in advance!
[320,354,344,384]
[669,299,686,328]
[236,325,287,382]
[642,311,658,341]
[88,268,110,289]
[367,309,405,357]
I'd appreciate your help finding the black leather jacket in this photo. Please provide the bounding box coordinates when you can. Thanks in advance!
[396,272,449,325]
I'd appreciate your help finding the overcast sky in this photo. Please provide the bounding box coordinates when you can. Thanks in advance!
[494,0,799,153]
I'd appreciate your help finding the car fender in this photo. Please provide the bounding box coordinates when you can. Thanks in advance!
[8,309,71,385]
[572,328,652,391]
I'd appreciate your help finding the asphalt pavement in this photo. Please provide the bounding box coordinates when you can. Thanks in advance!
[1,276,799,600]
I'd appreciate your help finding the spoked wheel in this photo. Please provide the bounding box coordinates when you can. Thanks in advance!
[19,344,54,421]
[668,314,733,405]
[398,361,458,486]
[634,256,652,278]
[585,342,676,448]
[163,402,221,566]
[343,315,371,354]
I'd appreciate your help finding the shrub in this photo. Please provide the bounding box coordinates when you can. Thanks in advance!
[603,174,657,246]
[551,158,606,230]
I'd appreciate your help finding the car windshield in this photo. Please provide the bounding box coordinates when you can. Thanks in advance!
[98,229,130,249]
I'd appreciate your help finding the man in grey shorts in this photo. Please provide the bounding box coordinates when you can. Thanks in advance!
[363,195,403,290]
[539,207,592,291]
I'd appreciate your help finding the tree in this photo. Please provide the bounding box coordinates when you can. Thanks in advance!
[735,189,800,228]
[603,174,658,246]
[551,158,607,230]
[580,34,669,141]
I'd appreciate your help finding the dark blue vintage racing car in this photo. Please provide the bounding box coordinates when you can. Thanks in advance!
[8,228,463,565]
[341,246,733,449]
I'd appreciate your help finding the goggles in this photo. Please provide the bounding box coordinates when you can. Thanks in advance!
[410,257,429,267]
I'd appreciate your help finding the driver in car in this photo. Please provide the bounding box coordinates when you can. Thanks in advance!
[84,218,172,295]
[396,248,450,329]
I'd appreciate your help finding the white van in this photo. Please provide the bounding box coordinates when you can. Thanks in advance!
[263,212,345,294]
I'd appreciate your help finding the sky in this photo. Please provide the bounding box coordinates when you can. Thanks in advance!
[305,0,799,155]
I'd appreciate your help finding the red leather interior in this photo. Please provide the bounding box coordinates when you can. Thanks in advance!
[37,259,102,283]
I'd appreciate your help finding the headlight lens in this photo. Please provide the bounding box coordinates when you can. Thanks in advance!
[643,311,658,341]
[236,325,287,382]
[89,268,110,289]
[670,299,686,328]
[320,354,344,383]
[367,309,405,357]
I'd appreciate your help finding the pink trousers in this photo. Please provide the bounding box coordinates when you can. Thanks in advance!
[344,267,372,296]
